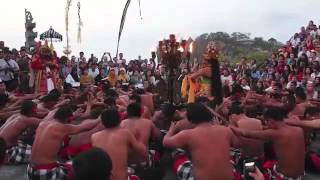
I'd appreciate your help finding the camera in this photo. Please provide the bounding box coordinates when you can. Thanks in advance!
[243,160,255,180]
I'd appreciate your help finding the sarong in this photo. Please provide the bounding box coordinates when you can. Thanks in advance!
[27,162,72,180]
[6,141,32,164]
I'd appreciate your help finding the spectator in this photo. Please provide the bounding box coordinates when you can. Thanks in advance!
[88,63,99,79]
[80,68,94,87]
[0,49,19,92]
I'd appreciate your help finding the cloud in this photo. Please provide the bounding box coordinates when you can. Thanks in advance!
[1,0,320,59]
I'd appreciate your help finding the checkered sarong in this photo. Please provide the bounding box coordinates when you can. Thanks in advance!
[27,163,70,180]
[172,149,194,180]
[177,161,194,180]
[6,141,32,164]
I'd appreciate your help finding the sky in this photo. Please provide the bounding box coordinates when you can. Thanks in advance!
[0,0,320,59]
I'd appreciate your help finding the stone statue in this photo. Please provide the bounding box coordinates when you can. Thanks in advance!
[25,9,37,53]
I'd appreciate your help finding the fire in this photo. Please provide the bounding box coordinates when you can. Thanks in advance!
[189,42,193,53]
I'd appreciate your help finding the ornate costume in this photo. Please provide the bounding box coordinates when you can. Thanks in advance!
[31,43,60,94]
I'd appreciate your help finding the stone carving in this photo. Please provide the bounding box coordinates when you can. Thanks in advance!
[25,9,37,53]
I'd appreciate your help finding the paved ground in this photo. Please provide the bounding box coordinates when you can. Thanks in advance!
[1,140,320,180]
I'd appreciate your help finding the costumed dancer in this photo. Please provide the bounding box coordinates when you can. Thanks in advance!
[31,42,60,94]
[184,41,222,106]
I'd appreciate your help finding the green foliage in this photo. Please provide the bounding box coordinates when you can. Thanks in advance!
[192,32,283,65]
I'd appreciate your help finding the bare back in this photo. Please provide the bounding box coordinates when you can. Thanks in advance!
[30,121,70,165]
[121,118,153,146]
[0,115,40,147]
[273,125,305,178]
[186,125,235,180]
[92,129,132,180]
[237,118,264,157]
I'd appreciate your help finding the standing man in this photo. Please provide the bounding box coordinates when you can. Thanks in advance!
[0,49,19,92]
[17,47,31,94]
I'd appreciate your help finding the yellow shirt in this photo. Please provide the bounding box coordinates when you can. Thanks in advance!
[80,75,94,86]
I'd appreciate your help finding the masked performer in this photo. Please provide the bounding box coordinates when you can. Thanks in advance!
[31,43,60,94]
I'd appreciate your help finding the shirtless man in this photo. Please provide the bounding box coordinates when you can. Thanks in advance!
[0,100,41,164]
[121,103,162,167]
[231,107,305,179]
[91,109,147,180]
[121,103,161,145]
[28,106,99,180]
[152,103,184,131]
[228,103,264,157]
[163,103,240,180]
[228,103,264,173]
[291,87,313,117]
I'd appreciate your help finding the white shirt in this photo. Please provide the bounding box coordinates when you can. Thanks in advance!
[88,68,99,79]
[0,59,19,81]
[66,74,80,87]
[221,75,233,85]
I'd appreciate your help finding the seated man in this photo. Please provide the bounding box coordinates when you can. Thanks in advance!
[92,109,147,180]
[73,147,112,180]
[231,107,305,179]
[228,103,264,173]
[0,100,41,164]
[163,103,240,180]
[152,103,184,131]
[28,106,99,180]
[121,103,162,168]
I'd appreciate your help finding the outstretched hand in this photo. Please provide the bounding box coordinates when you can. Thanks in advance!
[249,167,265,180]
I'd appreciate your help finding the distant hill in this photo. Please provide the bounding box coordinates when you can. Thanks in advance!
[192,32,283,65]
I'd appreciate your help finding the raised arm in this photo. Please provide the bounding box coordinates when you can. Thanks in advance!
[163,122,188,148]
[67,120,100,135]
[286,118,320,129]
[230,126,278,141]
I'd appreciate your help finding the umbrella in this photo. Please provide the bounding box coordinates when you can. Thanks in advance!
[40,26,63,44]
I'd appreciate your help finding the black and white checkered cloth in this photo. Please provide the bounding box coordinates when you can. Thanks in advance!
[177,161,194,180]
[27,164,69,180]
[6,141,32,164]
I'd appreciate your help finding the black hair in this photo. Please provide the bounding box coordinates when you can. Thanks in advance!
[90,107,104,119]
[0,137,6,164]
[263,107,286,122]
[20,100,36,116]
[304,107,320,119]
[101,109,120,128]
[54,106,73,123]
[0,93,9,107]
[104,97,116,107]
[210,58,223,105]
[295,87,307,101]
[161,103,176,118]
[231,84,244,96]
[73,147,112,180]
[228,102,244,116]
[129,94,141,104]
[127,103,141,118]
[133,88,145,95]
[104,89,119,98]
[186,103,213,124]
[48,89,61,100]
